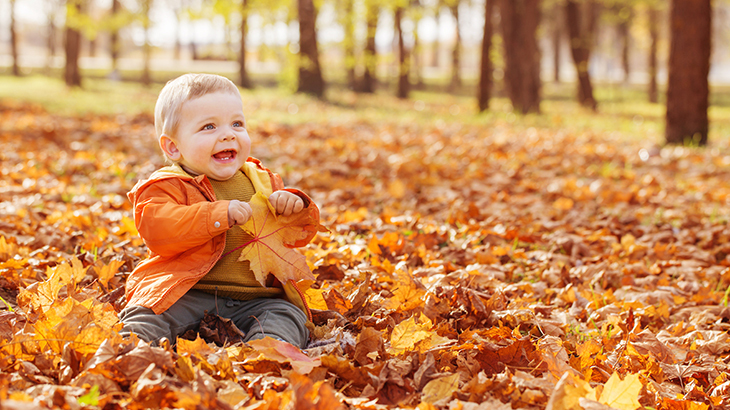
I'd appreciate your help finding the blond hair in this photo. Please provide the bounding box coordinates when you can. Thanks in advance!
[154,73,240,143]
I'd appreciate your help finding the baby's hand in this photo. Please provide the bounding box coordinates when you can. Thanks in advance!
[228,200,253,227]
[269,191,304,216]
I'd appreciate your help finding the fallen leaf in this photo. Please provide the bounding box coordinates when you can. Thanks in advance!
[238,192,325,286]
[598,372,642,410]
[421,373,459,404]
[246,337,321,374]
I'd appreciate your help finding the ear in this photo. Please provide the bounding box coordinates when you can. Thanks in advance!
[159,134,181,161]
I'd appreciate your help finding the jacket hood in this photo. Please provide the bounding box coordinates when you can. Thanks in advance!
[127,158,275,204]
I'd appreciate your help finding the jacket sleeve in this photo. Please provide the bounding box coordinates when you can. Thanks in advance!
[133,180,230,257]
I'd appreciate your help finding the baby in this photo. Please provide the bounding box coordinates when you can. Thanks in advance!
[119,73,318,348]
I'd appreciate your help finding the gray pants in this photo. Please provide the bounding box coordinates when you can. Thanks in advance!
[119,290,309,348]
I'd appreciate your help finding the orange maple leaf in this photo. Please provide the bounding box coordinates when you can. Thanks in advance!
[237,192,324,286]
[246,337,321,374]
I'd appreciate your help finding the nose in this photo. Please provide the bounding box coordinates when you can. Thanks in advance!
[221,128,237,141]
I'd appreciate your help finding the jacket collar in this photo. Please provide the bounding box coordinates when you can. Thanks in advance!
[128,158,274,199]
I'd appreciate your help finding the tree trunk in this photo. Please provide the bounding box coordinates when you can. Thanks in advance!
[565,0,597,110]
[361,1,379,93]
[500,0,541,114]
[140,0,152,86]
[478,0,494,112]
[109,0,121,77]
[239,0,252,88]
[395,7,409,99]
[619,21,629,83]
[64,0,83,87]
[616,6,633,84]
[342,0,357,89]
[297,0,325,97]
[552,4,561,83]
[431,5,440,68]
[46,2,59,72]
[413,20,423,88]
[648,6,658,103]
[174,8,182,60]
[665,0,710,146]
[88,37,97,57]
[10,0,20,76]
[449,4,461,91]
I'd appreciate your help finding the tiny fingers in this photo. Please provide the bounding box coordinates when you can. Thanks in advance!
[270,192,305,216]
[292,199,304,214]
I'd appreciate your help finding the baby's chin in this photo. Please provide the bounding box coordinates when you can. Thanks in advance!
[208,162,246,180]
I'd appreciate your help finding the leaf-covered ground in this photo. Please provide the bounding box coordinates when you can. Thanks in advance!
[3,99,730,410]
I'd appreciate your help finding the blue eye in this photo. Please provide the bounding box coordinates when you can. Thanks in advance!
[233,121,244,128]
[202,124,215,130]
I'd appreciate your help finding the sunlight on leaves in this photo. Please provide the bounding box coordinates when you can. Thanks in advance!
[598,372,642,410]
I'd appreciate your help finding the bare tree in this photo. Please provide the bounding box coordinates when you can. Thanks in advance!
[297,0,324,96]
[339,0,357,89]
[10,0,21,76]
[140,0,153,85]
[431,2,441,68]
[552,4,561,83]
[65,0,84,87]
[411,3,424,88]
[565,0,598,110]
[477,0,494,112]
[616,6,633,83]
[500,0,541,113]
[395,5,410,99]
[665,0,711,145]
[447,0,461,91]
[239,0,252,88]
[648,5,659,103]
[109,0,122,78]
[45,0,65,72]
[360,0,379,93]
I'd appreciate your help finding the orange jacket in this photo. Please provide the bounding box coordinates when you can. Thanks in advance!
[125,157,317,319]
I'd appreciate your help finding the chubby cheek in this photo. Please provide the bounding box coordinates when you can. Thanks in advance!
[239,136,252,158]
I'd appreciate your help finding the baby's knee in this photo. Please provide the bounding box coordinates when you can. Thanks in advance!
[118,305,172,345]
[244,300,309,347]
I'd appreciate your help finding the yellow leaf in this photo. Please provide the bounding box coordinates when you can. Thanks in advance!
[368,235,382,255]
[388,179,406,199]
[177,336,216,357]
[175,355,196,382]
[598,372,642,410]
[116,215,139,236]
[577,339,602,370]
[304,287,328,310]
[338,207,368,223]
[553,197,574,210]
[422,373,460,404]
[17,258,86,313]
[388,316,432,356]
[93,259,124,290]
[384,270,426,312]
[546,373,596,410]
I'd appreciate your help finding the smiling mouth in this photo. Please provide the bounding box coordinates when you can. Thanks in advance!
[213,150,236,161]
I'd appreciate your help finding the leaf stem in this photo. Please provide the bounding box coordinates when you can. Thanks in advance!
[0,296,14,312]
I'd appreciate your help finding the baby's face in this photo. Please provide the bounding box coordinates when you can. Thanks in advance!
[165,91,251,181]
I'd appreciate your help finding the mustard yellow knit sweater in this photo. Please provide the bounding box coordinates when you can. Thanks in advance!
[192,171,282,299]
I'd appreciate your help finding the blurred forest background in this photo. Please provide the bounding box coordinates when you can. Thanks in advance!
[0,0,728,145]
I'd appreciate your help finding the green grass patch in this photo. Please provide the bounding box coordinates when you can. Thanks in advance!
[0,75,159,117]
[2,74,730,147]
